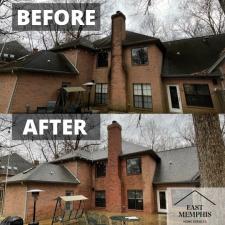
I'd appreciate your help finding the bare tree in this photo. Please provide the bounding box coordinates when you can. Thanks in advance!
[177,0,225,37]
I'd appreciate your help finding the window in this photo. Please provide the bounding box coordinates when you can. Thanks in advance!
[127,158,142,175]
[95,191,106,207]
[128,190,143,210]
[133,84,152,109]
[184,84,213,108]
[65,191,74,210]
[95,84,108,105]
[131,47,148,65]
[97,51,108,67]
[95,161,106,178]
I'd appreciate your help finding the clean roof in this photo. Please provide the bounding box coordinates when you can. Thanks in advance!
[154,146,199,184]
[0,153,32,174]
[5,163,80,184]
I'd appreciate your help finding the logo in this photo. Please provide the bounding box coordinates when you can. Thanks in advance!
[167,188,225,225]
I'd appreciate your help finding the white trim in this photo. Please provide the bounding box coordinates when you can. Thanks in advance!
[167,85,183,113]
[157,190,167,213]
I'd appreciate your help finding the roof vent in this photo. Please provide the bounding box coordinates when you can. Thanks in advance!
[50,171,54,175]
[169,161,173,165]
[23,167,34,174]
[176,52,181,55]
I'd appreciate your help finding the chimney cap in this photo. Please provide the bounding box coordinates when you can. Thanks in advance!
[112,11,126,20]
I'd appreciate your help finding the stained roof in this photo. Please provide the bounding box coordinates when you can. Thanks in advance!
[0,50,79,75]
[5,163,80,184]
[94,31,165,51]
[162,33,225,77]
[0,41,29,60]
[0,153,32,174]
[51,37,95,51]
[53,140,160,162]
[153,146,199,184]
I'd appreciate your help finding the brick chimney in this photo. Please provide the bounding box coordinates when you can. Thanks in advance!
[106,121,122,212]
[109,11,127,112]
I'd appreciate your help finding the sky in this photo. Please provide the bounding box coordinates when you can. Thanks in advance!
[2,114,194,162]
[0,0,182,49]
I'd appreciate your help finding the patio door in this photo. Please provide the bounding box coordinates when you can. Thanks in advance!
[167,85,183,113]
[157,190,167,213]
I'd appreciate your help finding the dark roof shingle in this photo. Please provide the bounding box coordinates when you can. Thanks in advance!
[0,41,29,60]
[94,31,165,50]
[0,50,78,74]
[162,33,225,77]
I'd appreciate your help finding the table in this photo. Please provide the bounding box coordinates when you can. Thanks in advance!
[110,216,140,225]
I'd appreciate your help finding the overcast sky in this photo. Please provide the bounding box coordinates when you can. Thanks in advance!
[0,0,182,49]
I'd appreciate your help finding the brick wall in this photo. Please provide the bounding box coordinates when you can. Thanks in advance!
[3,184,27,219]
[63,160,93,209]
[0,73,17,113]
[163,78,222,113]
[109,12,127,111]
[106,121,123,212]
[9,73,78,113]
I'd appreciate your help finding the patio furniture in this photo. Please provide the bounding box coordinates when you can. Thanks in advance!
[110,216,140,225]
[86,213,108,225]
[51,195,88,225]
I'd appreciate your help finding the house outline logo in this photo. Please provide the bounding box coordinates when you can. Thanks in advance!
[174,190,216,206]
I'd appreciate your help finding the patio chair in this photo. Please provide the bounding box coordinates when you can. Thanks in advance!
[99,215,109,225]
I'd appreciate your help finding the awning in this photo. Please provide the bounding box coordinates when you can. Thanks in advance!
[63,87,86,93]
[60,195,88,202]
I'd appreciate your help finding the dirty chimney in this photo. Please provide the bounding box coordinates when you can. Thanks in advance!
[106,121,122,212]
[110,11,127,112]
[33,48,38,53]
[33,160,39,166]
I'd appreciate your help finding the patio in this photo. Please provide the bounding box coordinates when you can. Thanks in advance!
[36,212,167,225]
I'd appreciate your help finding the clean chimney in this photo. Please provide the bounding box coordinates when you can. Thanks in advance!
[109,11,127,112]
[106,121,122,212]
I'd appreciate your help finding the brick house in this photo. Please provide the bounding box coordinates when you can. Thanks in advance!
[0,153,32,213]
[2,121,199,221]
[0,12,225,113]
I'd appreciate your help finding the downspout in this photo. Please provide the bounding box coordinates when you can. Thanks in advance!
[6,69,18,113]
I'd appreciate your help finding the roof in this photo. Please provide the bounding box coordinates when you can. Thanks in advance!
[60,195,88,202]
[4,163,80,184]
[0,153,32,175]
[94,31,165,51]
[64,87,86,93]
[153,146,199,185]
[51,31,165,52]
[51,37,95,51]
[53,140,160,163]
[0,50,79,75]
[162,33,225,77]
[0,41,29,60]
